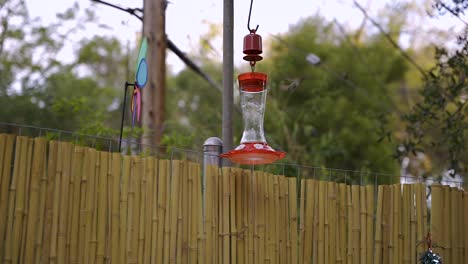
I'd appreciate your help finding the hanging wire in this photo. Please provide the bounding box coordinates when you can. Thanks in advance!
[247,0,259,33]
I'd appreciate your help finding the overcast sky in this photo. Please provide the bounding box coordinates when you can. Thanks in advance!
[24,0,465,72]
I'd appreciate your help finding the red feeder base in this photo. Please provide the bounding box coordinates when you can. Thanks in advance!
[220,142,285,165]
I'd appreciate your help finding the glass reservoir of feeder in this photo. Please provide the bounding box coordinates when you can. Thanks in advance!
[239,72,267,144]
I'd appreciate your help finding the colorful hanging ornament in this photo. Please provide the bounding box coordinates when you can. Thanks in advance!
[131,37,148,127]
[220,0,285,165]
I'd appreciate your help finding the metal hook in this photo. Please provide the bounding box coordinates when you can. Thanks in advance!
[247,0,259,33]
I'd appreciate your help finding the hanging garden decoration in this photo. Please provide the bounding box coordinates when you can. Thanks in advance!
[131,37,148,127]
[220,0,285,165]
[118,37,148,152]
[419,232,442,264]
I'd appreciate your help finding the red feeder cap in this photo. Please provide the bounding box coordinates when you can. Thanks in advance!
[220,142,286,165]
[243,33,263,62]
[238,72,267,92]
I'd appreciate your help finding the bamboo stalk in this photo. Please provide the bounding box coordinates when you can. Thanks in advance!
[68,145,85,263]
[360,186,367,264]
[34,138,49,264]
[298,179,305,264]
[288,177,298,264]
[203,165,213,264]
[415,184,425,261]
[137,157,147,264]
[216,167,222,264]
[279,176,288,264]
[96,152,109,264]
[11,137,31,263]
[57,143,72,263]
[246,169,254,264]
[49,141,68,264]
[194,164,204,264]
[88,150,100,264]
[346,185,353,264]
[77,148,92,263]
[317,181,326,264]
[168,160,180,264]
[221,167,230,264]
[156,160,168,264]
[402,185,411,264]
[119,156,131,264]
[303,180,314,264]
[144,157,155,264]
[451,188,460,263]
[382,185,390,264]
[464,191,468,262]
[395,185,402,264]
[83,149,97,264]
[374,186,384,264]
[131,157,142,264]
[328,182,336,264]
[179,160,189,264]
[351,185,361,263]
[337,184,346,264]
[366,185,374,264]
[235,168,245,264]
[150,158,160,264]
[442,186,450,262]
[110,153,121,264]
[188,163,198,263]
[20,138,34,264]
[0,134,15,262]
[229,167,237,264]
[388,185,396,264]
[259,172,267,264]
[23,138,46,262]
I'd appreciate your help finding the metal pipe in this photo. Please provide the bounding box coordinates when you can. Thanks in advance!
[222,0,234,166]
[202,137,223,228]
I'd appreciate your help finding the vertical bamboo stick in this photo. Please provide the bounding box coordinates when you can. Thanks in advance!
[180,161,189,264]
[95,152,109,264]
[366,185,374,264]
[168,160,180,264]
[23,138,47,262]
[68,145,85,263]
[389,185,397,264]
[451,189,460,263]
[83,149,97,264]
[298,179,305,264]
[35,138,49,264]
[11,137,31,263]
[133,157,143,264]
[374,186,384,264]
[235,168,245,263]
[395,185,402,264]
[203,165,213,264]
[220,167,230,264]
[229,168,237,264]
[328,182,337,264]
[280,176,289,264]
[442,186,450,262]
[312,179,319,264]
[382,185,391,264]
[246,169,254,264]
[20,138,34,264]
[409,185,416,264]
[3,136,23,264]
[335,184,346,264]
[88,150,100,264]
[77,148,93,263]
[317,181,326,264]
[150,158,160,264]
[463,191,468,262]
[188,163,198,263]
[289,177,298,264]
[402,185,411,264]
[259,172,267,263]
[119,156,130,264]
[0,134,15,262]
[352,185,361,263]
[346,185,353,264]
[360,186,367,264]
[431,185,443,259]
[156,160,168,264]
[49,141,66,264]
[110,153,121,264]
[194,164,204,264]
[137,157,148,264]
[144,157,155,264]
[415,184,425,262]
[216,167,222,264]
[57,143,72,263]
[303,180,314,264]
[265,172,274,264]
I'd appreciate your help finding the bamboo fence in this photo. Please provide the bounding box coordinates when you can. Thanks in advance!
[0,134,466,263]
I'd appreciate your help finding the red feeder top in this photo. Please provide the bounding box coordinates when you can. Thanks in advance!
[238,72,267,92]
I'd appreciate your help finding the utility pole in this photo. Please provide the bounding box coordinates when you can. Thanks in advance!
[222,0,234,165]
[142,0,167,146]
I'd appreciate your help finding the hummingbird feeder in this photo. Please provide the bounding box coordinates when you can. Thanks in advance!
[220,10,286,165]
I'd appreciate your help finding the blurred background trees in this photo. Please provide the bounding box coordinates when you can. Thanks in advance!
[0,0,466,182]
